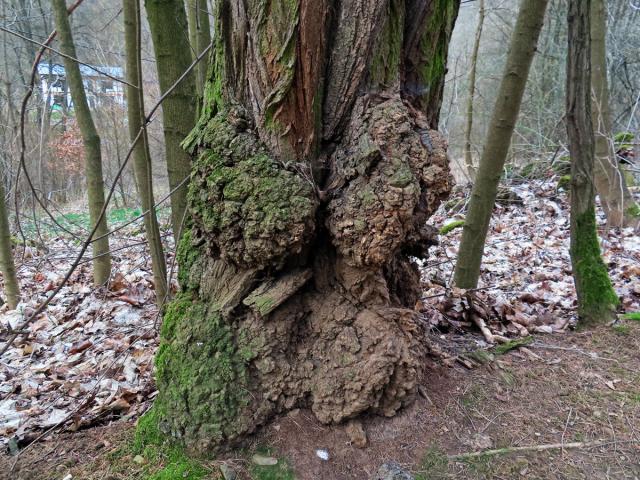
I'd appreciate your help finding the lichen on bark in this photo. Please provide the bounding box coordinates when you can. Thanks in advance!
[185,105,317,270]
[154,291,255,450]
[327,96,451,267]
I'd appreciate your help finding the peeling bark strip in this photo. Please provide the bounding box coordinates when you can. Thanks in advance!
[147,0,459,453]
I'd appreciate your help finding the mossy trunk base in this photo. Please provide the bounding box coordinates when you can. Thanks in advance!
[151,97,450,453]
[144,0,459,454]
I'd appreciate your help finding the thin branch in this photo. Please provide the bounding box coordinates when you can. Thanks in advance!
[0,25,137,88]
[448,439,632,460]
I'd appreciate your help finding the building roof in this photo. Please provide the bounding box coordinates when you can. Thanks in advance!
[37,62,123,79]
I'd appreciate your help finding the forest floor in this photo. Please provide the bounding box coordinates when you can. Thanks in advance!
[1,177,639,479]
[2,322,639,480]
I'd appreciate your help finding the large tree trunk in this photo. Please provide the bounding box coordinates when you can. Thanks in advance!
[590,0,639,228]
[566,0,618,324]
[145,0,196,238]
[51,0,112,286]
[453,0,548,289]
[148,0,459,453]
[124,0,168,305]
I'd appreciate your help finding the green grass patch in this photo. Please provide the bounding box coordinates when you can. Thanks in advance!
[613,324,631,336]
[621,312,640,321]
[493,336,533,355]
[439,219,465,235]
[416,446,449,480]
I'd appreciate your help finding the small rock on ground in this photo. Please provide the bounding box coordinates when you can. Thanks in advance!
[346,419,367,448]
[251,454,278,466]
[219,463,237,480]
[373,462,415,480]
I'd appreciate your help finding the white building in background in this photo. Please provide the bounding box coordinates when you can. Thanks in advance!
[37,62,125,111]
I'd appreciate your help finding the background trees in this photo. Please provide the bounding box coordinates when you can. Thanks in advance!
[124,0,167,305]
[144,0,196,239]
[51,0,112,285]
[590,0,639,228]
[454,0,549,289]
[566,0,618,323]
[0,180,20,309]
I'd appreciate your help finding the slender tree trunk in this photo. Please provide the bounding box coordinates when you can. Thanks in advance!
[51,0,111,285]
[186,0,211,96]
[566,0,617,324]
[463,0,485,182]
[453,0,549,289]
[144,0,196,239]
[590,0,639,228]
[124,0,168,305]
[141,0,459,454]
[0,180,20,309]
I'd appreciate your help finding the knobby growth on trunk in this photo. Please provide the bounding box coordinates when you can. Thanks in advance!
[143,0,459,453]
[566,0,618,324]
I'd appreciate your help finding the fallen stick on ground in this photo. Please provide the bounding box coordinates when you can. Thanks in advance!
[469,313,509,344]
[448,439,630,460]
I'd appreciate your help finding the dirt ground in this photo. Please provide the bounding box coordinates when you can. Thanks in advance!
[2,322,639,480]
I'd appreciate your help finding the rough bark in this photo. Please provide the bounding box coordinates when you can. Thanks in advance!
[145,0,197,238]
[590,0,639,228]
[566,0,618,324]
[0,180,20,309]
[453,0,549,289]
[186,0,211,96]
[51,0,111,285]
[144,0,459,454]
[124,0,168,305]
[463,0,485,182]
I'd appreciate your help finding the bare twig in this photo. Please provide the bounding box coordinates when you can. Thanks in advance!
[0,25,137,88]
[448,439,632,460]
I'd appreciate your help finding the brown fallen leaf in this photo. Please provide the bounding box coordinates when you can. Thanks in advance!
[116,296,143,308]
[109,272,128,291]
[68,340,92,354]
[107,397,131,412]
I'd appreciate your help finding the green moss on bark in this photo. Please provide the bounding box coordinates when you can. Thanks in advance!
[175,229,204,291]
[133,407,210,479]
[151,294,253,450]
[419,0,457,88]
[186,113,316,269]
[370,0,404,87]
[571,208,618,323]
